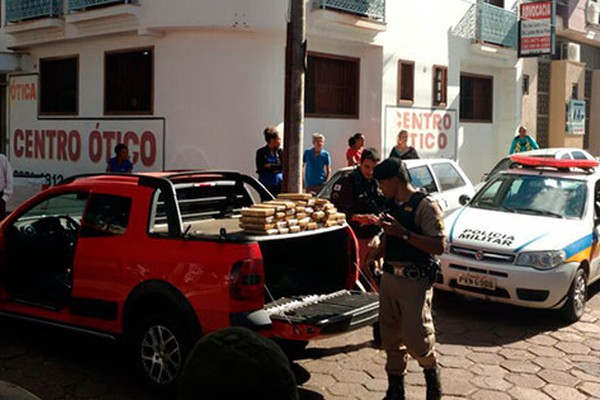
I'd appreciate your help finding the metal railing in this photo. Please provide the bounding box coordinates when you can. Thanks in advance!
[5,0,63,23]
[314,0,386,22]
[68,0,137,12]
[453,1,518,49]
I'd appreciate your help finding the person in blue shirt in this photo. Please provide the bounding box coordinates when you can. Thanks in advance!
[255,126,283,196]
[107,143,133,173]
[509,125,539,154]
[303,132,331,194]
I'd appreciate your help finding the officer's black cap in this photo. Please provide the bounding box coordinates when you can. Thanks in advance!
[374,157,410,182]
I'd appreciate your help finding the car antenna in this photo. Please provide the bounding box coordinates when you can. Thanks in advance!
[182,224,192,239]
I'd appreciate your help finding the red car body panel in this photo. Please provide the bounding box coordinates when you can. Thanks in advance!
[0,172,376,345]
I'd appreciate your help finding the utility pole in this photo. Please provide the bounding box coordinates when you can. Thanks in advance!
[283,0,306,193]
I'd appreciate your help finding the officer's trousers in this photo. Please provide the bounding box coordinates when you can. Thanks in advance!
[379,272,437,376]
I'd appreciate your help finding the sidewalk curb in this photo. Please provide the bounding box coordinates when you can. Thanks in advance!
[0,380,41,400]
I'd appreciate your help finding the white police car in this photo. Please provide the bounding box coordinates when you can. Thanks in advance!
[437,155,600,322]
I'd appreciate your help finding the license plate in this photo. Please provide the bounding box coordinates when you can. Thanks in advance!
[457,274,496,290]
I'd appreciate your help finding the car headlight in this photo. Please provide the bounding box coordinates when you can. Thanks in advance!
[515,250,566,270]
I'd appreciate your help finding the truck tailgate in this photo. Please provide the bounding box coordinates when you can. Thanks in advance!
[265,290,379,339]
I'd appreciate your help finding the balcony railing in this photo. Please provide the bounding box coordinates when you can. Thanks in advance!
[5,0,63,23]
[314,0,386,22]
[453,1,518,49]
[68,0,137,13]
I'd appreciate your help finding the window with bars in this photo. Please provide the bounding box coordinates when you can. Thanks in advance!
[40,57,79,115]
[104,48,153,115]
[460,73,493,122]
[397,60,414,103]
[306,53,359,118]
[432,65,448,107]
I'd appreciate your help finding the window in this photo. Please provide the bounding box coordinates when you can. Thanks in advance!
[397,60,414,103]
[105,48,153,114]
[431,162,466,191]
[40,57,78,115]
[306,53,359,118]
[460,74,493,122]
[484,0,504,7]
[80,194,131,237]
[523,74,530,95]
[409,166,438,194]
[432,65,448,107]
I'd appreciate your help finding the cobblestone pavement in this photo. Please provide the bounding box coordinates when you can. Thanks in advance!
[0,285,599,400]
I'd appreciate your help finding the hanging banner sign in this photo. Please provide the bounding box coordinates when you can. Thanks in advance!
[519,1,555,57]
[8,74,165,185]
[384,106,457,159]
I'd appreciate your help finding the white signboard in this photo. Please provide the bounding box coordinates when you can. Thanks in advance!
[566,99,586,136]
[8,74,165,185]
[519,1,554,57]
[384,106,457,159]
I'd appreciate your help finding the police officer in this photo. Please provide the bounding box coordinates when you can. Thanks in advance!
[331,148,385,290]
[373,157,446,400]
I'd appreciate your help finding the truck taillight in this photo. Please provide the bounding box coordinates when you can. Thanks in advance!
[230,258,264,300]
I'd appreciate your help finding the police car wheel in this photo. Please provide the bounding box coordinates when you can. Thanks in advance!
[561,268,587,323]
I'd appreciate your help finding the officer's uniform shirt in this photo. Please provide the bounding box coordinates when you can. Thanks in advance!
[384,192,445,264]
[330,168,385,239]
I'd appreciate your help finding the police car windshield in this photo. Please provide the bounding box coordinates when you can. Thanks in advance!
[470,174,586,219]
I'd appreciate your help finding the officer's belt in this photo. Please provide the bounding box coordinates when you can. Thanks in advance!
[383,261,429,279]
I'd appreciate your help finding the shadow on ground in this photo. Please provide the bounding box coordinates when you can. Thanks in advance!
[433,279,600,348]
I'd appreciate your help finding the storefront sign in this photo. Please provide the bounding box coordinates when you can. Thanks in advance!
[8,74,165,185]
[519,1,555,57]
[384,106,457,159]
[566,99,586,136]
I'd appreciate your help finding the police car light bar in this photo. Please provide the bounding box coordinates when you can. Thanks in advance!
[510,155,600,169]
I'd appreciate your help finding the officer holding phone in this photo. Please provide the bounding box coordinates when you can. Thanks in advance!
[373,157,446,400]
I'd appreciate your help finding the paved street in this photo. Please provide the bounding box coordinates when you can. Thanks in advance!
[1,284,599,400]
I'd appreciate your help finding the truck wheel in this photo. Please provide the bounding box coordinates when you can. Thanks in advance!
[132,313,191,389]
[561,268,587,323]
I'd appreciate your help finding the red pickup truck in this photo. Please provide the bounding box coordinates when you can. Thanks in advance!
[0,171,378,388]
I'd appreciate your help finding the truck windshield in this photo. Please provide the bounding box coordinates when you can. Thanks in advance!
[470,174,586,219]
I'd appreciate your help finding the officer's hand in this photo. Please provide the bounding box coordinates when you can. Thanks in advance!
[353,214,380,226]
[379,214,405,237]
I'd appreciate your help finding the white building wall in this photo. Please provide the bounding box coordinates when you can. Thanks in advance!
[1,0,524,184]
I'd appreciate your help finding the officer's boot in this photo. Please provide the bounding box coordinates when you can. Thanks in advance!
[383,374,405,400]
[424,366,442,400]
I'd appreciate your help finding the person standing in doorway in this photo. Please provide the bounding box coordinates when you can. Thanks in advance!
[509,125,539,154]
[255,126,284,197]
[346,132,365,166]
[107,144,133,173]
[373,157,446,400]
[389,129,419,160]
[0,153,13,220]
[303,132,331,194]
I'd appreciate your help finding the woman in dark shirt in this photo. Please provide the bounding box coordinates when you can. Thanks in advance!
[255,126,283,196]
[389,129,419,160]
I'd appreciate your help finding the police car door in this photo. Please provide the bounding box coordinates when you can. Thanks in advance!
[591,179,600,281]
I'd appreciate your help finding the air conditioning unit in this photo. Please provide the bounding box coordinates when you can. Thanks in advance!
[587,0,600,25]
[567,43,581,62]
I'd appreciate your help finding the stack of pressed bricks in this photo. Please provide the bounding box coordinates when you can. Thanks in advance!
[239,193,346,235]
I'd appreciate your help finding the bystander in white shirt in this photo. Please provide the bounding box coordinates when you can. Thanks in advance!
[0,153,13,202]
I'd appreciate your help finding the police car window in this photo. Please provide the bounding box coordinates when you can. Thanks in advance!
[409,166,437,193]
[431,163,466,191]
[473,175,585,219]
[80,194,131,237]
[572,151,587,160]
